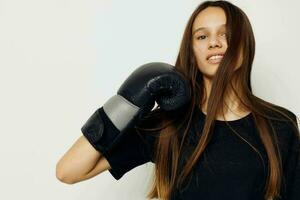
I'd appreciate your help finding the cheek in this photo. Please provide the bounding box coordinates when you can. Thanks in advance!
[193,43,206,61]
[222,41,228,50]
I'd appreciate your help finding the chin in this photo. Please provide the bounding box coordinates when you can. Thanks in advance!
[202,72,215,80]
[197,64,218,76]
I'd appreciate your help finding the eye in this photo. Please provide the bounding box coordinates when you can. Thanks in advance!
[196,35,206,40]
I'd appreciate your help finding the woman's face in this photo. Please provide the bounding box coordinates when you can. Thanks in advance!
[192,7,228,79]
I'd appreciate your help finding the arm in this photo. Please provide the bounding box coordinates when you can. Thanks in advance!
[56,62,190,183]
[280,111,300,199]
[56,135,111,184]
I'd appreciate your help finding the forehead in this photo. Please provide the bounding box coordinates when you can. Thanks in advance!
[192,7,227,31]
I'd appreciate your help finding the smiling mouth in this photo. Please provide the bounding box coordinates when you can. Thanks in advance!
[207,56,223,64]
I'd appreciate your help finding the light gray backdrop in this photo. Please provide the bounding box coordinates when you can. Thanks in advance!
[0,0,299,199]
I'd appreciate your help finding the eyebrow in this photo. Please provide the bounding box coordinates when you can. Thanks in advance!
[192,24,226,35]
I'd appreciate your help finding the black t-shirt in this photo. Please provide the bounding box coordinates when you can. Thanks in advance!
[102,106,300,200]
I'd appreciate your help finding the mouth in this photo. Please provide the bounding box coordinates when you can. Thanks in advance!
[207,54,224,64]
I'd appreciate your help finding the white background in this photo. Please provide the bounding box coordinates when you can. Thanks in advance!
[0,0,299,199]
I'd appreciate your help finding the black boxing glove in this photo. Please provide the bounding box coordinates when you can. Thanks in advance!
[81,62,191,156]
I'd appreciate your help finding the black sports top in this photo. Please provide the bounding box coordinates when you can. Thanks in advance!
[102,106,300,200]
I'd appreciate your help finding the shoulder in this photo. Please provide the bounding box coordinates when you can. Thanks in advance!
[267,105,298,128]
[266,105,299,142]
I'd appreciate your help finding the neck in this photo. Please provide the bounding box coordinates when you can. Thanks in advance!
[201,77,249,118]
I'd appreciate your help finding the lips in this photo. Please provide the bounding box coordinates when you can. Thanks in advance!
[206,53,224,60]
[206,53,224,64]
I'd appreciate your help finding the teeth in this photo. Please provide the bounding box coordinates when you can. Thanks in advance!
[208,54,223,60]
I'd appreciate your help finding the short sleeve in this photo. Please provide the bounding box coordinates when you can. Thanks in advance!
[103,125,158,180]
[280,111,300,199]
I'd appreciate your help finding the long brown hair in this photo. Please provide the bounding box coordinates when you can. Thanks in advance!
[135,1,300,199]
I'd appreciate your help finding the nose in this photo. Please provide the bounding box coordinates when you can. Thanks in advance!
[208,37,222,49]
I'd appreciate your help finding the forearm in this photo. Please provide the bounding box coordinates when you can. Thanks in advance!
[56,135,102,183]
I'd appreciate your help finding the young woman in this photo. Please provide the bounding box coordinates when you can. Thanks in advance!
[56,1,300,200]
